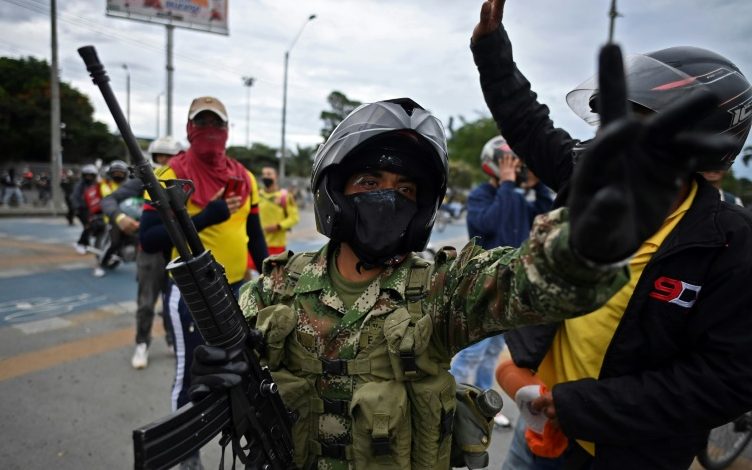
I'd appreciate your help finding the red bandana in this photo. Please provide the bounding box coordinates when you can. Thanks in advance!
[168,122,250,207]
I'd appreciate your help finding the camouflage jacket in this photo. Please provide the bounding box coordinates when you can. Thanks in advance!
[237,208,628,469]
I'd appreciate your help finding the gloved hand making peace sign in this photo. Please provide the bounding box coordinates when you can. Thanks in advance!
[566,43,735,264]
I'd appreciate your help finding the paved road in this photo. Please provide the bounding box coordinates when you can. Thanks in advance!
[1,211,741,469]
[0,210,524,470]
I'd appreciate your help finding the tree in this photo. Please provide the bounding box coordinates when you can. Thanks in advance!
[0,56,123,165]
[227,142,278,175]
[287,144,317,178]
[320,91,361,140]
[741,145,752,166]
[448,160,475,194]
[446,115,499,184]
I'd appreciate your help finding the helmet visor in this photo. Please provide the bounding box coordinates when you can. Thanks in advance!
[566,54,717,126]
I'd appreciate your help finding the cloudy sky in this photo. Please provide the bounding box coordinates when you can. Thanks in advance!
[2,0,752,177]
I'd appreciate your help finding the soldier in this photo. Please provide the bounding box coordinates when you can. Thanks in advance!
[189,97,726,469]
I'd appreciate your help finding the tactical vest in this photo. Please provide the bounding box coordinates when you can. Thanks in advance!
[255,251,458,469]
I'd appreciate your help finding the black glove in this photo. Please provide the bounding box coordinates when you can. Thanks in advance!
[189,345,249,403]
[568,44,735,264]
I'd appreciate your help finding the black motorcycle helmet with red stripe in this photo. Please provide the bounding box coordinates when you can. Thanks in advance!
[567,46,752,170]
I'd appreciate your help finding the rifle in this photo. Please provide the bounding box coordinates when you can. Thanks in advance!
[77,46,294,470]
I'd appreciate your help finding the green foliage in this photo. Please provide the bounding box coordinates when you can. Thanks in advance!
[0,56,122,165]
[320,91,361,140]
[446,115,499,187]
[228,142,317,179]
[227,142,278,174]
[448,160,476,193]
[721,166,752,206]
[286,144,317,177]
[741,145,752,166]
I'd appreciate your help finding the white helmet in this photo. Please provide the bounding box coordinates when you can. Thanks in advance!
[480,135,516,179]
[80,164,98,176]
[147,136,182,159]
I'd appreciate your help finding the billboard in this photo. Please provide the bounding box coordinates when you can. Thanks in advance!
[106,0,229,36]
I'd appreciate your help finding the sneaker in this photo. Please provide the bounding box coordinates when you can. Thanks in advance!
[131,343,149,369]
[93,267,106,277]
[74,243,87,255]
[493,411,511,428]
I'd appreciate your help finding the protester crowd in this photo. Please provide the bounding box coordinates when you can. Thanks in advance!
[9,1,752,469]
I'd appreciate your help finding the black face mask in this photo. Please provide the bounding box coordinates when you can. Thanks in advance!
[345,189,417,268]
[112,176,126,184]
[262,177,275,188]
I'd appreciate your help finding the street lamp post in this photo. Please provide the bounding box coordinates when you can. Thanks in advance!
[280,13,316,181]
[122,63,131,162]
[156,91,164,137]
[242,76,255,148]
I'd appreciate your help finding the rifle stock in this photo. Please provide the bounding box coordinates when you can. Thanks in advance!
[77,45,294,470]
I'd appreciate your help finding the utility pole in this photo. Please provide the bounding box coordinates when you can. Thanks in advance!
[166,24,174,136]
[280,14,316,181]
[122,63,131,162]
[242,76,255,148]
[49,0,63,214]
[156,91,164,137]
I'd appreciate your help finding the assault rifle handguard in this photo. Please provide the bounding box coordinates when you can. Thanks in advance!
[77,45,294,470]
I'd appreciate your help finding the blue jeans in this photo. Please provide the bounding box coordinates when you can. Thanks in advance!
[450,334,506,389]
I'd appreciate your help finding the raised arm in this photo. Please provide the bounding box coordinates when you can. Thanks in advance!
[471,0,577,192]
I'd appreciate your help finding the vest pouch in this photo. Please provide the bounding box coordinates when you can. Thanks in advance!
[450,383,498,469]
[270,368,313,468]
[254,304,296,369]
[383,307,436,380]
[406,371,456,469]
[350,380,411,468]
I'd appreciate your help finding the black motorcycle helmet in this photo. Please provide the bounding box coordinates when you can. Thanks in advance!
[311,98,448,255]
[567,46,752,170]
[106,160,129,180]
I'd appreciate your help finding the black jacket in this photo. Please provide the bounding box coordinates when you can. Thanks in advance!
[473,25,752,469]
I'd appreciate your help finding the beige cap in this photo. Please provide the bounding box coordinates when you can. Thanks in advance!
[188,96,228,122]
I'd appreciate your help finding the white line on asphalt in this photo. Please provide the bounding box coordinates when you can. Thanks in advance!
[14,317,73,334]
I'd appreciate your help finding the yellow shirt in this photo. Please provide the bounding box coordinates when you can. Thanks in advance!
[147,166,260,284]
[258,188,299,248]
[98,179,120,222]
[537,181,698,455]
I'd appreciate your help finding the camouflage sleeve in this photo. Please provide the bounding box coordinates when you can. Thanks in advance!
[238,256,289,327]
[428,207,628,356]
[238,277,266,328]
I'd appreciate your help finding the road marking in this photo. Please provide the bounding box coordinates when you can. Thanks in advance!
[0,293,109,323]
[14,317,73,334]
[0,318,164,382]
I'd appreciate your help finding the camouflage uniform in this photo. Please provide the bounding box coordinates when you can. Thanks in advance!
[238,208,627,469]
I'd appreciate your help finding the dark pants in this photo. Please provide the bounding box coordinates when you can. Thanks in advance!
[135,249,173,346]
[100,223,124,268]
[164,279,242,411]
[76,212,91,246]
[64,195,75,225]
